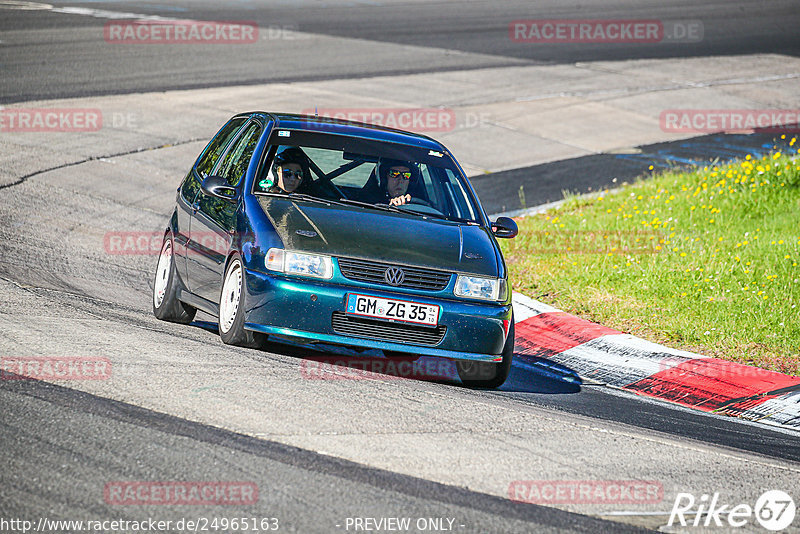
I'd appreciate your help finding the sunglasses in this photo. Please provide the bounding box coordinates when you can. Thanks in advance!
[281,168,303,180]
[387,170,412,181]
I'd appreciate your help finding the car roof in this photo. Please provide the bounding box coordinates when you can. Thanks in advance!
[240,112,448,152]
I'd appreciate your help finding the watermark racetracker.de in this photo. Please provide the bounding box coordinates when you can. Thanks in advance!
[104,20,258,44]
[300,108,495,133]
[0,108,102,132]
[509,480,664,505]
[0,108,140,132]
[0,517,279,533]
[104,231,233,256]
[300,356,460,382]
[104,481,258,506]
[660,109,800,133]
[1,357,111,380]
[509,19,703,43]
[301,108,457,133]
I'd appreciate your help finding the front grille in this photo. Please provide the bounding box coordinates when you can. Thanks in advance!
[337,257,452,291]
[332,312,446,346]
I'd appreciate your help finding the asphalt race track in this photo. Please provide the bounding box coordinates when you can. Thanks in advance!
[1,1,799,533]
[1,0,799,102]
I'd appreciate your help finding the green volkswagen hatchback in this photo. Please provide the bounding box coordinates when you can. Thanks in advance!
[153,112,518,387]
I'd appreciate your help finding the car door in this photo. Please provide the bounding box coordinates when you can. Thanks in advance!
[188,119,263,304]
[180,116,248,295]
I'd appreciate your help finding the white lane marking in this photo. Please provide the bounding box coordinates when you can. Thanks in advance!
[0,1,189,22]
[0,1,52,10]
[51,6,178,21]
[512,291,558,322]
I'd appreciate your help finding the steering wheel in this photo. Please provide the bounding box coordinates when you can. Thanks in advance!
[406,197,432,207]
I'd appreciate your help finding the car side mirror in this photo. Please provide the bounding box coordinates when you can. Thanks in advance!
[201,175,237,201]
[492,216,518,239]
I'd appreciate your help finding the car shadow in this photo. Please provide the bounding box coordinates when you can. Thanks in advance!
[190,319,582,393]
[500,355,582,394]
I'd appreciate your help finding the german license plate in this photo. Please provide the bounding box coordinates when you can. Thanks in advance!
[345,294,439,326]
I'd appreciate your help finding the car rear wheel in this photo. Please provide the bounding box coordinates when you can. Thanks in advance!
[456,319,514,388]
[153,234,196,323]
[219,254,265,348]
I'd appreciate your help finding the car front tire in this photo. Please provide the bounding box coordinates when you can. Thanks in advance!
[153,233,197,324]
[456,319,514,389]
[218,253,265,348]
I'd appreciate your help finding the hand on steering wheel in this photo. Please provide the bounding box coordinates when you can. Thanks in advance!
[389,194,411,206]
[389,195,432,207]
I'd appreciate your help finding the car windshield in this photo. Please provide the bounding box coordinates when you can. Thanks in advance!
[253,130,483,224]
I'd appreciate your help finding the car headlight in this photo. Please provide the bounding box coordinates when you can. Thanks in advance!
[265,248,333,279]
[454,275,505,301]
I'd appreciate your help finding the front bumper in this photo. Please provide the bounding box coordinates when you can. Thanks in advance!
[242,268,511,362]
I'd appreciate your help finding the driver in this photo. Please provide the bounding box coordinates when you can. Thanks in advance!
[369,158,421,206]
[385,163,413,206]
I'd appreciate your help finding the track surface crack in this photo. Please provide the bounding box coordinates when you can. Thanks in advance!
[0,137,204,191]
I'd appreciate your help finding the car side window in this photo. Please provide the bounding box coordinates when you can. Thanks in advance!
[441,168,477,221]
[194,118,247,179]
[216,121,262,187]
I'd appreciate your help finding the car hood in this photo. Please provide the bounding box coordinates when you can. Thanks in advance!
[257,196,498,276]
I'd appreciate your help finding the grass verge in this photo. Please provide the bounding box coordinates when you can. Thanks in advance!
[502,139,800,375]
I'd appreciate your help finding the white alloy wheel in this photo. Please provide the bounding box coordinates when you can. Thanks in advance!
[219,259,242,334]
[153,239,172,308]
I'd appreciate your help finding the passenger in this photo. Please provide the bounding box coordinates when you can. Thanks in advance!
[258,147,310,194]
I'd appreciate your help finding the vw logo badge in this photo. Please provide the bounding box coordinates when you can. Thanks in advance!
[384,266,405,286]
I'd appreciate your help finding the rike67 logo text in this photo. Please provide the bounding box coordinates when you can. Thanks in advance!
[669,490,795,531]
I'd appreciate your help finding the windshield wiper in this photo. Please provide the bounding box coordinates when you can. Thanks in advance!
[336,198,458,221]
[287,193,353,208]
[257,191,330,204]
[335,198,403,213]
[287,193,333,205]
